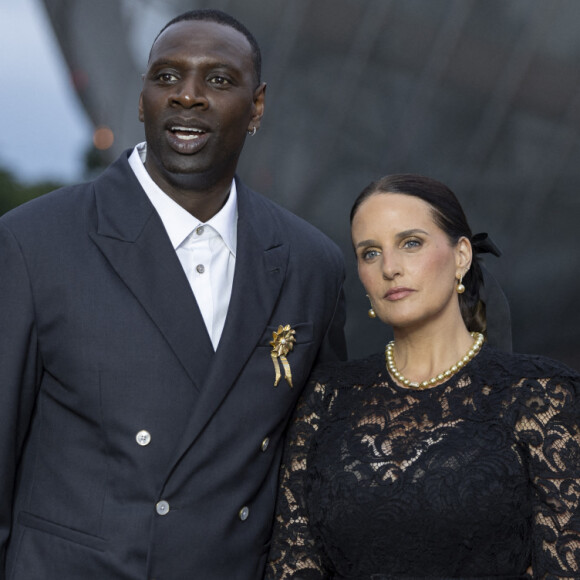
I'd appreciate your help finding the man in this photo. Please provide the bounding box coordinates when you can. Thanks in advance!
[0,10,346,579]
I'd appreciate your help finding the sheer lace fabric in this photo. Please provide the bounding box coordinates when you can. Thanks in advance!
[266,345,580,579]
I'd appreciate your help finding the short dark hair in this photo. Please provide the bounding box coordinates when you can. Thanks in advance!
[351,174,485,334]
[150,9,262,84]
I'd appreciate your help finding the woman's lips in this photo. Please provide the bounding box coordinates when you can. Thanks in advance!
[384,287,414,301]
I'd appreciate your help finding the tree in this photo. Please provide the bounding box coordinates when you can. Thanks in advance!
[0,168,62,216]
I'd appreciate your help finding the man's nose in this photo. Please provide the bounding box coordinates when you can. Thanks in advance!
[172,76,208,108]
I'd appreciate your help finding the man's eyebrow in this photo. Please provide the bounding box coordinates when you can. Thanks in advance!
[148,58,239,71]
[146,58,177,69]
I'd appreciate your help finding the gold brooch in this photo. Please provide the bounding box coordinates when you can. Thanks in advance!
[270,324,296,387]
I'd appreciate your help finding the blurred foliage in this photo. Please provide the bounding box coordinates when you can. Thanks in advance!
[0,168,62,216]
[84,145,111,177]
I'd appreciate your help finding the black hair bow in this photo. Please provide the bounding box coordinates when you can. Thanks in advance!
[471,232,501,257]
[471,233,512,352]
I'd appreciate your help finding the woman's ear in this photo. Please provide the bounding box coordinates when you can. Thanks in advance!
[455,236,473,275]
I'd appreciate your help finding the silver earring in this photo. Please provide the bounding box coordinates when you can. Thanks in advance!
[247,127,257,136]
[366,295,377,318]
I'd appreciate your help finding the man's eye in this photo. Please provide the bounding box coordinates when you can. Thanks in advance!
[209,76,231,86]
[156,72,178,83]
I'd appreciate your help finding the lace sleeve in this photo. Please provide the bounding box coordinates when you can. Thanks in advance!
[515,372,580,578]
[265,374,332,580]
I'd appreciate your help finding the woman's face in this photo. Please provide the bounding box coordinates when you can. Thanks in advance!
[351,192,471,333]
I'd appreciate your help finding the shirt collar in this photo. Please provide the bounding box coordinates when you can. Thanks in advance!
[128,142,237,255]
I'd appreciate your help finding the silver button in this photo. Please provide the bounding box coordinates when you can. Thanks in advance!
[260,437,270,452]
[136,430,151,446]
[156,500,170,516]
[196,264,205,274]
[196,226,204,235]
[239,506,249,521]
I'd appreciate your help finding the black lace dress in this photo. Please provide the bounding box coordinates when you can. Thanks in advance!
[265,345,580,580]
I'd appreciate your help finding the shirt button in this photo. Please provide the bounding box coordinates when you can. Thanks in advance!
[136,430,151,446]
[260,437,270,452]
[196,226,204,235]
[156,500,170,516]
[196,264,205,274]
[239,506,249,521]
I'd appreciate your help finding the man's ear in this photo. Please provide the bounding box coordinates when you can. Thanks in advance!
[248,82,267,131]
[138,92,144,123]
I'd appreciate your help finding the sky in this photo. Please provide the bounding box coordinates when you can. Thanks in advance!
[0,0,93,184]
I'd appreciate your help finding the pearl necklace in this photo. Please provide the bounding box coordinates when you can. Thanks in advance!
[385,332,484,390]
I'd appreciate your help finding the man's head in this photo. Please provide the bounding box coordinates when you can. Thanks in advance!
[139,10,266,197]
[150,10,262,86]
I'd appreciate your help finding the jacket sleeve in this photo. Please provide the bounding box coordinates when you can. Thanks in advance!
[0,222,41,575]
[314,267,347,365]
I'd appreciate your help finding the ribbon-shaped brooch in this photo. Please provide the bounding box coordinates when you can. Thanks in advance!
[269,324,296,387]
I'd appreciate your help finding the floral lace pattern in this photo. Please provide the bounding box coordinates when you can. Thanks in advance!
[265,345,580,579]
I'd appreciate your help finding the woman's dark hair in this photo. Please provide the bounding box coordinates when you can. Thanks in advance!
[350,174,486,334]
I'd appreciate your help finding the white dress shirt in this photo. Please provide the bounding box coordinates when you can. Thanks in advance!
[128,143,237,350]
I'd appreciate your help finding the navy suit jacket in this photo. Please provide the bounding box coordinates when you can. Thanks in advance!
[0,151,346,579]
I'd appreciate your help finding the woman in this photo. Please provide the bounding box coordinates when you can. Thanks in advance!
[265,175,580,579]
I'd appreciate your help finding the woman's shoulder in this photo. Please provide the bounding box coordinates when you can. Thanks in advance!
[474,345,580,407]
[310,352,387,387]
[297,353,387,416]
[479,344,579,382]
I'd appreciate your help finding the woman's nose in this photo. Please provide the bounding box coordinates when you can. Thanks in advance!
[381,250,401,279]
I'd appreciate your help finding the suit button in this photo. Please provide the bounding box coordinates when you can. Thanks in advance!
[260,437,270,452]
[136,430,151,446]
[239,506,249,521]
[156,500,170,516]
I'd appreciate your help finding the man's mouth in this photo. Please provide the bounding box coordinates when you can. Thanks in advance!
[171,126,206,141]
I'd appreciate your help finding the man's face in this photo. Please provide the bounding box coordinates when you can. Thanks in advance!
[139,19,265,192]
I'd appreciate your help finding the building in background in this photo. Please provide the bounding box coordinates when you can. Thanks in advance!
[40,0,580,368]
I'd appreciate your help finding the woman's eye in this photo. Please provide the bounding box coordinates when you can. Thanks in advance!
[362,249,380,260]
[402,239,421,249]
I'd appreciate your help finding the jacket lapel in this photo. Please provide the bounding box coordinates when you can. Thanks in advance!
[211,195,288,391]
[88,153,214,388]
[165,180,289,470]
